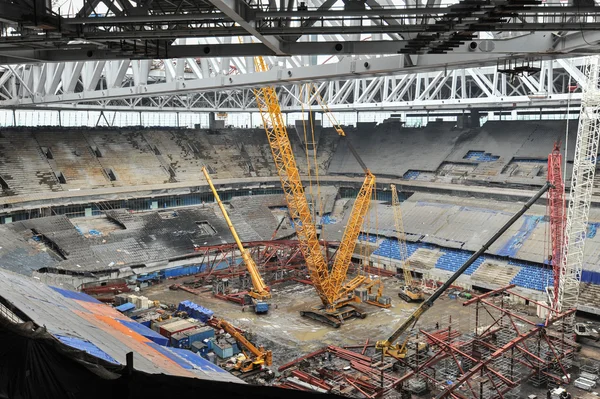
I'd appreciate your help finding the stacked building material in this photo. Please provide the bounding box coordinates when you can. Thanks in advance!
[178,300,214,322]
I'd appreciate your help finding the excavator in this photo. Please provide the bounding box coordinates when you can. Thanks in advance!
[391,184,424,303]
[213,317,272,373]
[252,57,377,327]
[202,166,272,314]
[377,182,551,360]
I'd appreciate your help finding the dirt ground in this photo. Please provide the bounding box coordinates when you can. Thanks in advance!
[142,276,474,368]
[142,277,600,397]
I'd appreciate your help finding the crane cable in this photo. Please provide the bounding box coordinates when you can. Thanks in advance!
[307,84,325,234]
[298,84,327,244]
[299,84,315,223]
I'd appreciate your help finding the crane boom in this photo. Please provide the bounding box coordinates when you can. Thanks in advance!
[548,143,565,309]
[378,182,551,352]
[330,172,376,300]
[202,167,271,301]
[253,60,376,318]
[214,318,272,368]
[253,57,332,306]
[307,83,376,300]
[391,184,412,286]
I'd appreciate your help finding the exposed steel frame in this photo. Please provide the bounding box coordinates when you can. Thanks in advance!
[392,285,577,399]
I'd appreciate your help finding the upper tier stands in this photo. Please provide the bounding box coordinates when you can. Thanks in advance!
[0,130,62,195]
[34,130,111,189]
[0,120,576,197]
[329,120,576,189]
[86,130,169,186]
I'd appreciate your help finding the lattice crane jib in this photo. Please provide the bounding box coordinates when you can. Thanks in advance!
[202,167,271,301]
[558,55,600,327]
[306,82,377,302]
[253,57,333,305]
[391,184,412,286]
[329,172,376,299]
[548,142,565,309]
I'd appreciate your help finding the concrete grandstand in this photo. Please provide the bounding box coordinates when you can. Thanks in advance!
[1,120,599,316]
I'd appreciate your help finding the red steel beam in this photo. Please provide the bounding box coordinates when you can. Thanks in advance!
[505,289,556,313]
[435,308,576,399]
[278,348,327,371]
[462,285,515,306]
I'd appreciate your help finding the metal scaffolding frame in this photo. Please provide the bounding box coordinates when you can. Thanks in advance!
[557,55,600,331]
[390,285,578,399]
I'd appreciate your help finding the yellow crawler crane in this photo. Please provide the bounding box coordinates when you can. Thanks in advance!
[214,317,272,373]
[307,83,389,309]
[391,184,424,303]
[253,57,376,327]
[202,166,271,314]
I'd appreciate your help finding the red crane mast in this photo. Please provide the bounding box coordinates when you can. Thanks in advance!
[548,142,566,309]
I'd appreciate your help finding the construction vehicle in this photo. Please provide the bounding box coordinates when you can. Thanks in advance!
[253,58,377,327]
[202,166,271,314]
[391,184,425,303]
[213,317,272,373]
[377,182,551,359]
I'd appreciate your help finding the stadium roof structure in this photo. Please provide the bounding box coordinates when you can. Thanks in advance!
[1,0,600,115]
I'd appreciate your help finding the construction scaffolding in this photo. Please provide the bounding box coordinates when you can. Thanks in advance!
[275,285,579,399]
[400,285,578,399]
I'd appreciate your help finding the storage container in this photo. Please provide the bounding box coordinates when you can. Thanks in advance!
[159,319,199,338]
[187,326,215,344]
[212,340,234,359]
[114,293,130,306]
[170,332,191,349]
[191,341,208,356]
[151,317,181,333]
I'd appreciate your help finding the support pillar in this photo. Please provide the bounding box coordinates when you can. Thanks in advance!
[470,110,481,128]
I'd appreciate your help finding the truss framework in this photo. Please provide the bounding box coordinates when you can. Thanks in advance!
[394,285,577,399]
[0,57,588,112]
[2,0,600,61]
[557,55,600,328]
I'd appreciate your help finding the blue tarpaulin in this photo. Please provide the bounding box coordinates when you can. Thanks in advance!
[115,302,135,312]
[177,300,214,322]
[50,287,103,304]
[55,335,119,364]
[118,319,169,346]
[136,272,159,282]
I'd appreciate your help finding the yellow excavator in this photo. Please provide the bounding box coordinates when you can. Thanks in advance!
[391,184,424,303]
[252,57,377,327]
[213,317,272,373]
[202,166,272,314]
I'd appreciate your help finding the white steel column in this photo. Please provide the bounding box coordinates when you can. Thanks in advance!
[558,55,600,328]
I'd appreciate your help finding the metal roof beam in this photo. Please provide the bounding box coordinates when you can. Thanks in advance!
[206,0,284,55]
